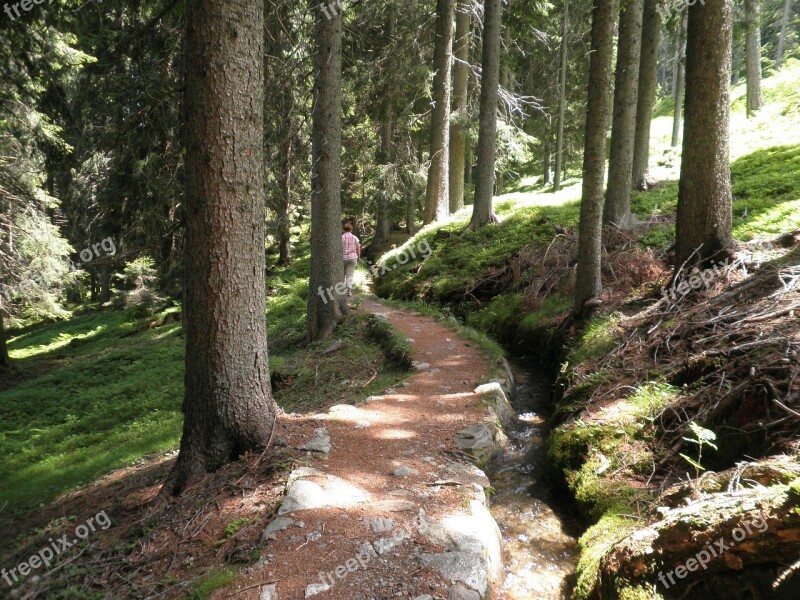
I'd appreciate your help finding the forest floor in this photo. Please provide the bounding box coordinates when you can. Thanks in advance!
[1,298,512,600]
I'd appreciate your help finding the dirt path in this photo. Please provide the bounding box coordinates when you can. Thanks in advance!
[234,298,500,600]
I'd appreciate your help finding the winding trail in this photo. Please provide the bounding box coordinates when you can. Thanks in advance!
[235,299,503,599]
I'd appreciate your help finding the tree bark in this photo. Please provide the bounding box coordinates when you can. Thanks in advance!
[0,311,11,370]
[671,12,687,148]
[376,116,394,243]
[424,0,454,224]
[449,0,471,214]
[467,0,502,230]
[167,0,277,495]
[745,0,764,117]
[632,0,662,191]
[674,0,734,272]
[553,0,569,193]
[574,0,618,313]
[604,0,643,229]
[775,0,792,69]
[307,0,348,340]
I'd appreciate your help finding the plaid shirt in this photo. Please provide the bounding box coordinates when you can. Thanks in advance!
[342,232,360,260]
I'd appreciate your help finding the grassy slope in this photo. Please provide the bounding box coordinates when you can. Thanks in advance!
[0,237,405,517]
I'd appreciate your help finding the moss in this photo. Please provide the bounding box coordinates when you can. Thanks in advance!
[188,567,238,600]
[573,514,639,600]
[568,314,622,365]
[366,314,414,370]
[617,583,664,600]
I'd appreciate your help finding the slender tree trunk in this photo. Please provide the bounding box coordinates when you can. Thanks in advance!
[671,11,687,148]
[276,134,293,265]
[406,185,416,234]
[745,0,763,117]
[604,0,643,229]
[675,0,734,272]
[776,0,792,69]
[467,0,502,230]
[543,136,552,186]
[423,0,454,223]
[376,117,394,243]
[449,0,471,214]
[167,0,277,495]
[575,0,618,313]
[464,135,472,191]
[308,0,348,340]
[553,0,569,193]
[0,311,11,370]
[632,0,662,191]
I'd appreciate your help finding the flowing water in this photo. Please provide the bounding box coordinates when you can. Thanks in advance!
[489,360,581,599]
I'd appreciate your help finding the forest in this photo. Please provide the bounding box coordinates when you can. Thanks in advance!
[1,0,800,598]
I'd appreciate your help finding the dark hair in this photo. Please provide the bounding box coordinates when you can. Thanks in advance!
[343,223,353,232]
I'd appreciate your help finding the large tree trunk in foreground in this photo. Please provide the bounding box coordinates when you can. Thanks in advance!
[604,0,643,229]
[467,0,502,230]
[307,0,348,341]
[674,0,733,272]
[574,0,618,313]
[775,0,792,69]
[449,0,471,214]
[423,0,454,224]
[168,0,277,495]
[745,0,764,117]
[632,0,662,191]
[0,312,11,370]
[553,0,569,193]
[671,12,687,148]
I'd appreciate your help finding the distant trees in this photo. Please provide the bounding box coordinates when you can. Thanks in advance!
[0,314,9,370]
[553,1,570,193]
[575,0,618,312]
[169,0,277,493]
[745,0,764,116]
[424,0,455,223]
[775,0,793,68]
[468,0,502,230]
[675,0,734,271]
[307,0,348,341]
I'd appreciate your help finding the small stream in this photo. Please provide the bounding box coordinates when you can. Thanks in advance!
[488,360,581,599]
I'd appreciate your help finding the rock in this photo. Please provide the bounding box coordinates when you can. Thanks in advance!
[368,517,395,533]
[371,499,418,512]
[259,583,277,600]
[447,582,481,600]
[393,466,419,477]
[412,361,431,370]
[365,395,384,403]
[299,428,331,454]
[400,381,411,388]
[412,596,434,600]
[322,339,344,354]
[304,582,331,597]
[260,516,295,543]
[419,552,487,595]
[374,531,407,555]
[474,381,515,429]
[278,467,370,515]
[434,462,491,489]
[454,420,507,467]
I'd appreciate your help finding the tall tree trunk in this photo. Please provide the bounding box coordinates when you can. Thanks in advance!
[0,311,11,370]
[167,0,277,495]
[265,0,295,266]
[423,0,455,223]
[604,0,643,229]
[307,0,348,340]
[467,0,502,230]
[543,136,552,186]
[632,0,662,191]
[553,0,569,193]
[745,0,763,117]
[775,0,792,69]
[575,0,618,313]
[375,117,394,243]
[675,0,734,272]
[671,11,687,148]
[449,0,471,214]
